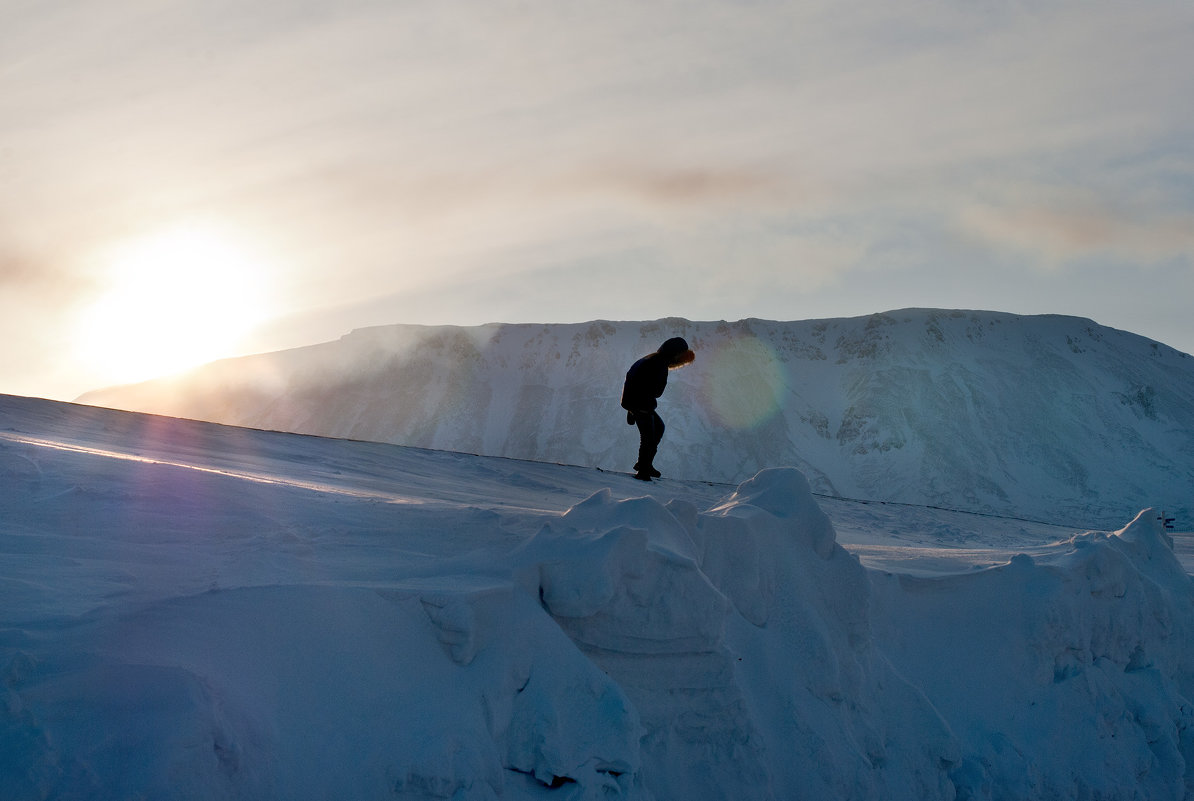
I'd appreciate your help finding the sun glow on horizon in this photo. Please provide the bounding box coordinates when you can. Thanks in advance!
[75,223,275,386]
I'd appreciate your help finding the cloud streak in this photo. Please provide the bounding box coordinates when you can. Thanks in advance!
[959,198,1194,267]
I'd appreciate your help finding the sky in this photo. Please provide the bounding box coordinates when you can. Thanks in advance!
[3,0,1193,400]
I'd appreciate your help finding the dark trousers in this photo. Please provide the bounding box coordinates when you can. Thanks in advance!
[631,410,665,470]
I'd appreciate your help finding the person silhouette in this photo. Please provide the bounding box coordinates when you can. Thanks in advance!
[619,337,695,481]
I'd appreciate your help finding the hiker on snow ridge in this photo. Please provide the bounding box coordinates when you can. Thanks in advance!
[620,337,695,481]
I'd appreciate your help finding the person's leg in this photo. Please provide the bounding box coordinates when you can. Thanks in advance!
[633,411,664,479]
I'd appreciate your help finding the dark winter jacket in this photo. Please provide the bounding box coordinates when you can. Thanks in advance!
[620,337,694,412]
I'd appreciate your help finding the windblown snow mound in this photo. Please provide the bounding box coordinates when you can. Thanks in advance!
[5,437,1192,799]
[873,508,1194,800]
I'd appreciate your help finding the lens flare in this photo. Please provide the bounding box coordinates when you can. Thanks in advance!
[701,336,786,429]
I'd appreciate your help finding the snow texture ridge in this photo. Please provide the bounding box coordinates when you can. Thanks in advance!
[872,507,1194,799]
[77,309,1194,528]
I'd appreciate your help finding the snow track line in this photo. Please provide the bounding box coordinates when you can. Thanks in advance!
[557,457,1092,531]
[809,491,1094,532]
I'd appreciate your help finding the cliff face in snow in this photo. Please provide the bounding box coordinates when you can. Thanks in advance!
[79,309,1194,527]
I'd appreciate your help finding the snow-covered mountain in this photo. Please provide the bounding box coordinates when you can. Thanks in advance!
[79,309,1194,528]
[2,393,1193,800]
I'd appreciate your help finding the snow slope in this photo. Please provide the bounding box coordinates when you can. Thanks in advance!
[78,309,1194,528]
[3,393,1194,800]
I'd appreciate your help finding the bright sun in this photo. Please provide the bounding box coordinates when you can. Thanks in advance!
[76,224,273,385]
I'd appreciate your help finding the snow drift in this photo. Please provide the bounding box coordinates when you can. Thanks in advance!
[3,395,1194,799]
[77,309,1194,528]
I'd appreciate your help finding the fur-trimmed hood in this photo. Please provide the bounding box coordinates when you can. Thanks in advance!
[667,348,695,369]
[658,337,695,369]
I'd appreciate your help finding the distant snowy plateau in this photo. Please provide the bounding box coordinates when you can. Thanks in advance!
[81,308,1194,528]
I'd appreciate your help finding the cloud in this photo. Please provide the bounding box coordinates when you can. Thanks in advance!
[0,239,95,301]
[955,173,1194,268]
[547,164,795,210]
[0,250,41,288]
[960,203,1194,266]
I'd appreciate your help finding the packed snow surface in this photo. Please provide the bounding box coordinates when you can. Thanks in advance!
[78,309,1194,528]
[3,394,1194,800]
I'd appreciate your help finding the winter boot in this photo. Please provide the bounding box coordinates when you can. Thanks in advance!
[634,462,662,479]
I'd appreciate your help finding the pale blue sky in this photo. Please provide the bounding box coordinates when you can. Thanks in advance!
[3,0,1193,398]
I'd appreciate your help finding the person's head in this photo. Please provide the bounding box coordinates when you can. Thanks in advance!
[659,337,695,369]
